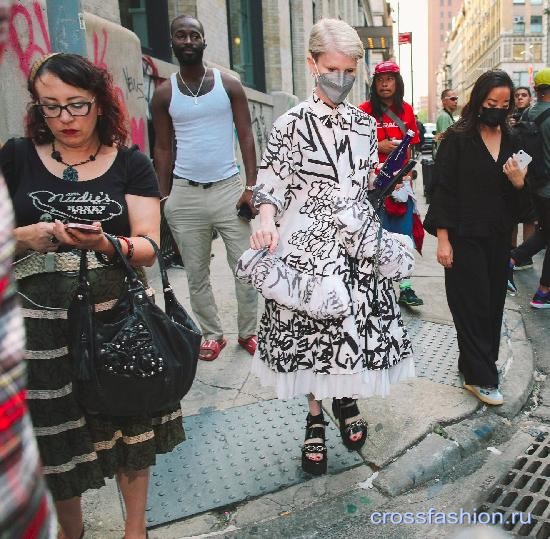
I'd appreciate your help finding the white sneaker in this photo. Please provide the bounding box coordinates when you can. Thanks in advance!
[464,384,504,405]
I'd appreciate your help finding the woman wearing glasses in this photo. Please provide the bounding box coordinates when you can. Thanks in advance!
[0,53,183,539]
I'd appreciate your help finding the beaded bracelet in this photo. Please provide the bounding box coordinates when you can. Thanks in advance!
[117,236,135,259]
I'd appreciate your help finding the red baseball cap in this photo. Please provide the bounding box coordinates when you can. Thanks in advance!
[374,61,400,75]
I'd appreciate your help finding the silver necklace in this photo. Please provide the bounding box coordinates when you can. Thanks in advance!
[177,67,208,105]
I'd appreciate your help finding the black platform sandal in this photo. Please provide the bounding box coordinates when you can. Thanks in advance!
[332,398,368,451]
[301,412,329,476]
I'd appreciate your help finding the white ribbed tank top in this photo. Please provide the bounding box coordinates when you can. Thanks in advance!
[169,68,239,183]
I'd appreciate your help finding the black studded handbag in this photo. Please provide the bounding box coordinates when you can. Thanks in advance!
[67,234,201,416]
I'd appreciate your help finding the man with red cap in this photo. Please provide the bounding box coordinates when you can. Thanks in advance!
[359,60,424,307]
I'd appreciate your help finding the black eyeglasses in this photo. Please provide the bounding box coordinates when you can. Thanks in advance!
[447,96,459,101]
[34,98,96,118]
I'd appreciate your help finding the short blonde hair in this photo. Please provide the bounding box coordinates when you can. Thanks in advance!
[309,18,364,60]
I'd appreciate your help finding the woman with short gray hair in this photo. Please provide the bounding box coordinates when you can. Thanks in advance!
[239,19,415,475]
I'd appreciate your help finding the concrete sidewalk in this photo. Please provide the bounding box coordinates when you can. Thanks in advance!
[80,161,538,538]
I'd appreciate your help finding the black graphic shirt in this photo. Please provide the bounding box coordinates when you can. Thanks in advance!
[0,138,159,237]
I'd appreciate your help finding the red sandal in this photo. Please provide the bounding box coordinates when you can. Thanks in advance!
[199,337,227,361]
[237,335,257,355]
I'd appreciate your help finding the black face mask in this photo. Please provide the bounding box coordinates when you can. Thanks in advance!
[479,107,508,127]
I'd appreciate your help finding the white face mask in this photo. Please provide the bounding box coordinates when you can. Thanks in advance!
[313,60,356,105]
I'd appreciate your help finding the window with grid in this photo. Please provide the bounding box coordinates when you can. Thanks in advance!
[530,16,542,33]
[119,0,171,61]
[512,71,529,86]
[227,0,266,92]
[513,19,525,34]
[512,43,526,61]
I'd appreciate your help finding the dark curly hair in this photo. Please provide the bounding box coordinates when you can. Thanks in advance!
[369,72,405,120]
[26,53,128,146]
[448,69,514,139]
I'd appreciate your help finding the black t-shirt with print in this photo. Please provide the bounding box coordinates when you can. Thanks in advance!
[0,138,160,237]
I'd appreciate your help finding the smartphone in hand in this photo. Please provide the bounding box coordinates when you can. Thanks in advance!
[65,223,101,233]
[513,150,532,170]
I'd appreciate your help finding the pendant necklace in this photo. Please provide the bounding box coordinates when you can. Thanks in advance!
[51,141,102,182]
[178,67,208,105]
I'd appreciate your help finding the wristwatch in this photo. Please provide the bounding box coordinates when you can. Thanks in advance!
[244,185,255,192]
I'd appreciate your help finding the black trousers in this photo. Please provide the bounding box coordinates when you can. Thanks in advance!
[511,194,550,287]
[445,233,509,387]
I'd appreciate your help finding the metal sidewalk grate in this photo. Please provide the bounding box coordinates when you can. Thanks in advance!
[146,399,363,528]
[406,318,461,387]
[146,318,461,528]
[479,433,550,537]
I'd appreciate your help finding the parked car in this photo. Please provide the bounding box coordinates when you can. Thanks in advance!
[422,122,436,153]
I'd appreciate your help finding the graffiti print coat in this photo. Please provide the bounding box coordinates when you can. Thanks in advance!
[253,92,414,378]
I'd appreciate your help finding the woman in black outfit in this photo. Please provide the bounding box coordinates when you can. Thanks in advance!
[0,53,184,539]
[425,70,526,406]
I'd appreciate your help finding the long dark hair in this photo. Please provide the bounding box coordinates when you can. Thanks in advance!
[369,72,405,119]
[449,69,514,138]
[26,53,128,146]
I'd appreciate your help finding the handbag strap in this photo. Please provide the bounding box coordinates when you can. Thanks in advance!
[102,235,143,288]
[139,235,175,306]
[139,235,167,286]
[381,107,407,136]
[78,248,90,285]
[77,235,143,294]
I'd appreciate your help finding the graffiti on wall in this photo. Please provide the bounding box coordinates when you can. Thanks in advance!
[250,102,269,157]
[141,55,165,120]
[3,3,147,152]
[91,28,145,151]
[8,1,51,78]
[123,65,145,101]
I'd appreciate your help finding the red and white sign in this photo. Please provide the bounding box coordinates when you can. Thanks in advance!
[398,32,412,45]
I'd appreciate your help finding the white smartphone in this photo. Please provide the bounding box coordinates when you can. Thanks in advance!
[514,150,532,170]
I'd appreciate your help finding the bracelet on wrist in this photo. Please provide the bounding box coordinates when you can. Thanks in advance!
[244,185,255,192]
[117,236,135,259]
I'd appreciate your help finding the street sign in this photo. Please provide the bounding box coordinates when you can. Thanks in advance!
[354,26,393,51]
[398,32,412,45]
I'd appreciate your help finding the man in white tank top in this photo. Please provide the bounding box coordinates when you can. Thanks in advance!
[152,15,258,361]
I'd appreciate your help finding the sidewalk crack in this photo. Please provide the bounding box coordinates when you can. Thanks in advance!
[235,371,252,399]
[196,378,239,391]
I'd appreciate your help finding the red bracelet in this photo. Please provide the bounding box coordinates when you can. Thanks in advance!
[117,236,134,259]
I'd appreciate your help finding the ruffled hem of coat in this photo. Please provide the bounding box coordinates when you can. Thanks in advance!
[250,355,415,400]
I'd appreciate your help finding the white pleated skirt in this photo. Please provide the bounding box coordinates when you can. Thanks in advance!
[250,355,415,401]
